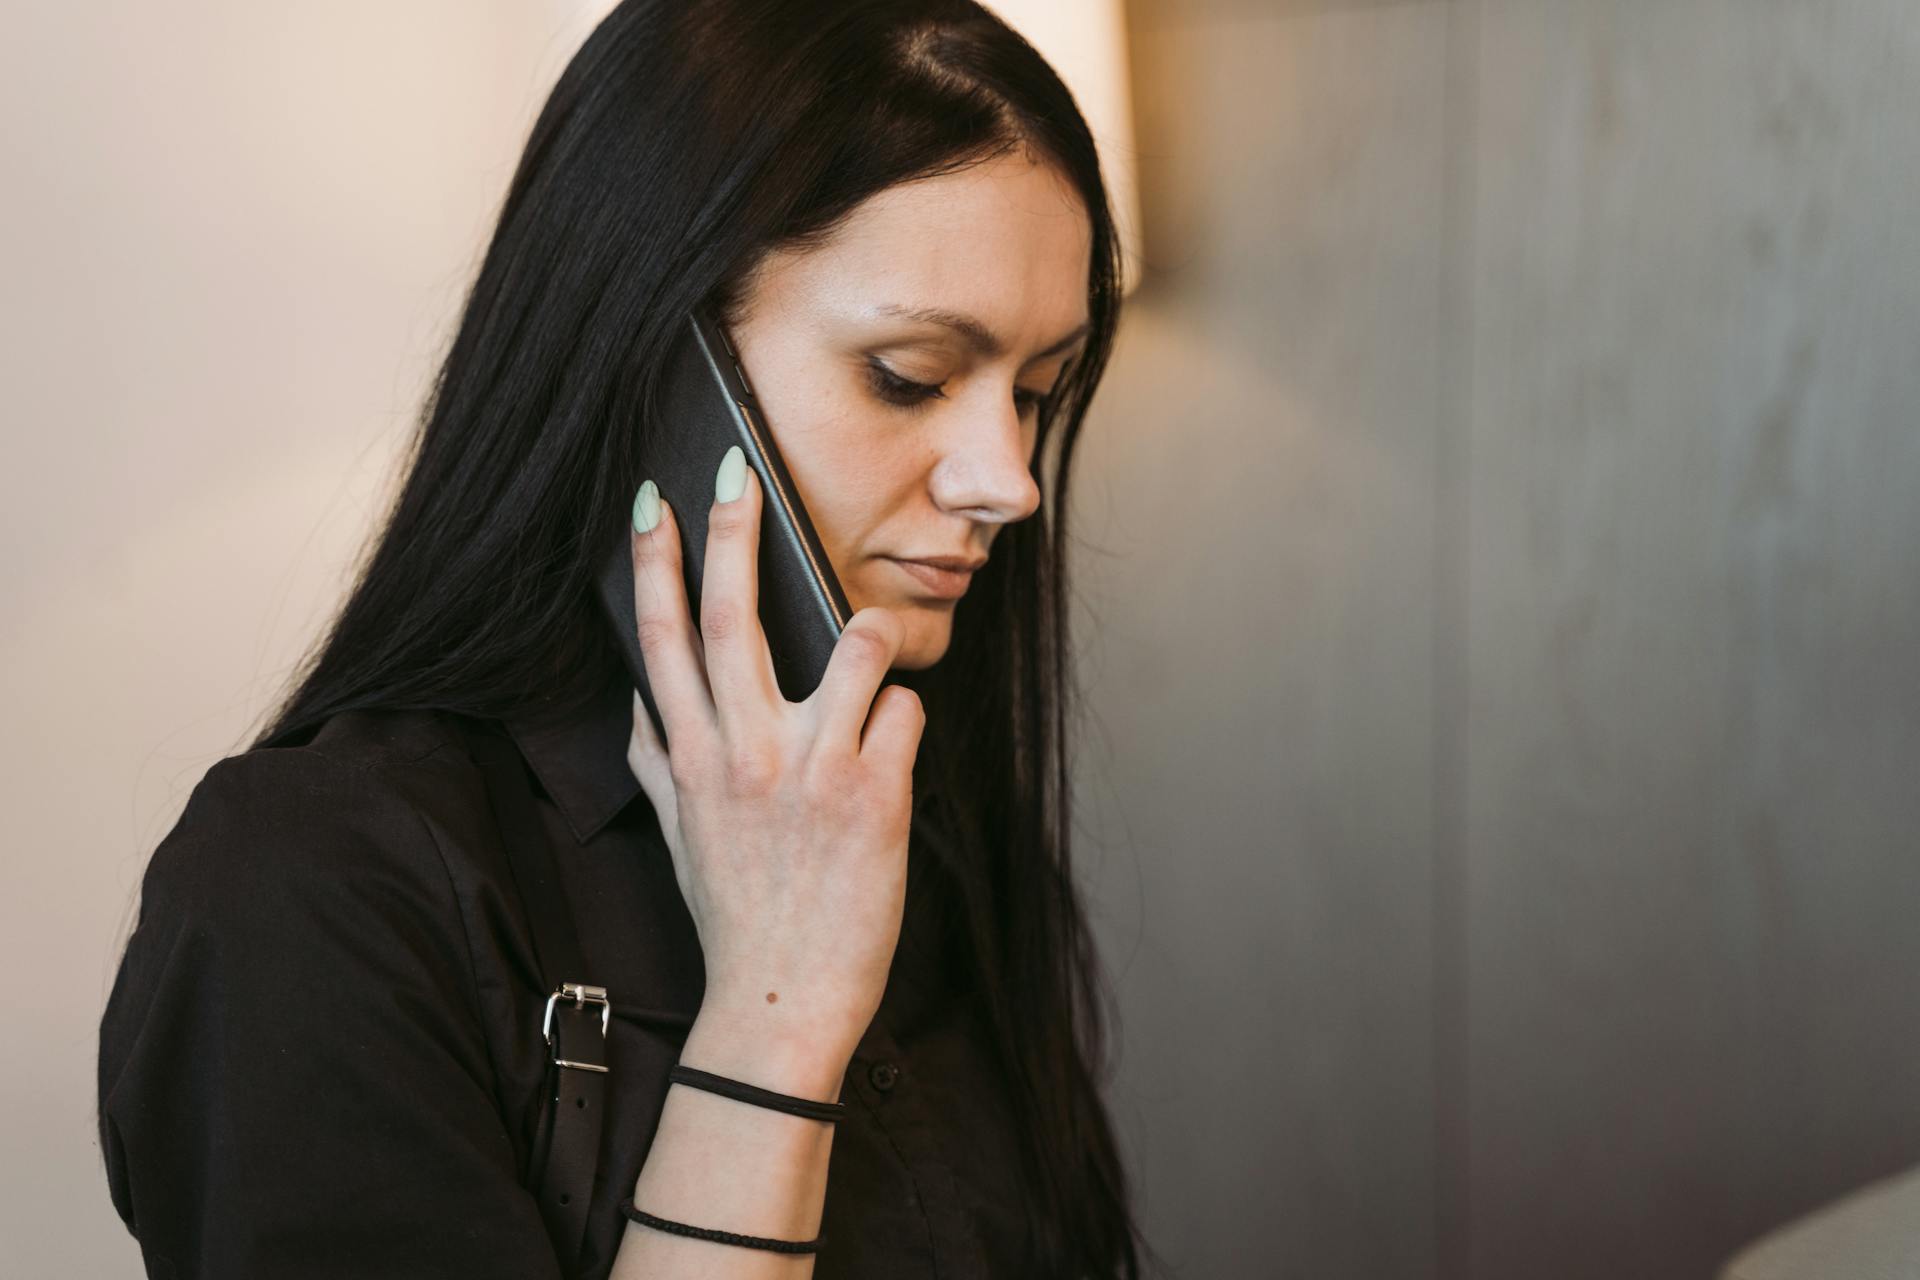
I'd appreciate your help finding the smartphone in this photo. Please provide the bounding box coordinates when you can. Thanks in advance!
[594,305,866,750]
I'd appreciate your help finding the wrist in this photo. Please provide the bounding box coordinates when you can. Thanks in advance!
[681,996,856,1104]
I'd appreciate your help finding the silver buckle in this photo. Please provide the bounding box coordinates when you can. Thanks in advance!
[542,981,611,1045]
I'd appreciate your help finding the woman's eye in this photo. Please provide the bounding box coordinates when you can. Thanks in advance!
[866,359,1051,418]
[866,359,945,409]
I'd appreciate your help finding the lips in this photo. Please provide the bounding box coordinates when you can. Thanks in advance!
[888,557,977,599]
[898,554,987,572]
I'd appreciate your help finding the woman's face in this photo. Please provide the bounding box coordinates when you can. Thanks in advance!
[725,147,1093,671]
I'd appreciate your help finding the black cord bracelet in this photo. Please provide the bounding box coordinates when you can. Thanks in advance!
[620,1197,825,1254]
[669,1062,848,1122]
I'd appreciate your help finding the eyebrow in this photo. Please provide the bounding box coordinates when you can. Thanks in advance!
[872,303,1090,364]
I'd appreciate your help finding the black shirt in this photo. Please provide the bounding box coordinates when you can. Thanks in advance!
[96,671,1032,1278]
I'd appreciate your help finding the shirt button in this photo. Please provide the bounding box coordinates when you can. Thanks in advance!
[867,1061,900,1092]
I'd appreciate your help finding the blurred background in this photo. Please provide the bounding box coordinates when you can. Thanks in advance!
[6,1,1918,1277]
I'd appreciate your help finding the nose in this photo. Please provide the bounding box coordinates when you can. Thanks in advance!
[926,387,1044,525]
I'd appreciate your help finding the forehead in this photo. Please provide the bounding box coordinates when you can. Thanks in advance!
[763,150,1092,346]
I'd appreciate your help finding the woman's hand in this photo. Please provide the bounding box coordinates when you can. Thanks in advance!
[624,449,925,1068]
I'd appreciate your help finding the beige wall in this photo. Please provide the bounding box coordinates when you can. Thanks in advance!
[11,2,1920,1278]
[4,4,608,1274]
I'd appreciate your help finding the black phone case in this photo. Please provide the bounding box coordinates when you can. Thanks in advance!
[594,306,856,750]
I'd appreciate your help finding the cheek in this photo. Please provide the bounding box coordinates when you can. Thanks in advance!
[759,381,914,561]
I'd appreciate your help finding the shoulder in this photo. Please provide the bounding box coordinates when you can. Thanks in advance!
[116,708,512,1075]
[140,708,488,930]
[99,711,564,1267]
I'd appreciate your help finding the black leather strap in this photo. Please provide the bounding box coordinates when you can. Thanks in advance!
[456,716,607,1276]
[538,995,608,1267]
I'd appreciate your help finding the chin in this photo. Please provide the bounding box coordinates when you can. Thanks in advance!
[890,649,939,672]
[886,612,954,671]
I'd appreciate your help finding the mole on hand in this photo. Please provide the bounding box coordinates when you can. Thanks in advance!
[766,991,778,1004]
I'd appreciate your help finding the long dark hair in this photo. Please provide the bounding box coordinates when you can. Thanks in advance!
[250,2,1153,1274]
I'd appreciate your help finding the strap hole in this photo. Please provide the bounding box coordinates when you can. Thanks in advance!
[576,1096,588,1109]
[559,1192,571,1206]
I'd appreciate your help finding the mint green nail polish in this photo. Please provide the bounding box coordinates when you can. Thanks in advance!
[632,479,660,533]
[715,445,746,504]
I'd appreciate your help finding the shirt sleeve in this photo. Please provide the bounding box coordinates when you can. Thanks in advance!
[97,746,565,1280]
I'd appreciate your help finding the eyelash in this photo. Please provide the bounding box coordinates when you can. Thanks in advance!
[866,359,1049,418]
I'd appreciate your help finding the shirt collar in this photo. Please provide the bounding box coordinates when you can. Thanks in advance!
[502,671,643,845]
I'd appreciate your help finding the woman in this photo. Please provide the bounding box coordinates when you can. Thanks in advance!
[97,1,1154,1276]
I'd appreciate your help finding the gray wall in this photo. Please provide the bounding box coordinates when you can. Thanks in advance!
[1077,1,1920,1276]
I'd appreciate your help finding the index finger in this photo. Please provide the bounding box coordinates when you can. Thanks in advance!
[699,449,783,738]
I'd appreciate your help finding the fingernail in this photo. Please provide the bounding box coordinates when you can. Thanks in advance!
[632,478,660,533]
[715,445,746,504]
